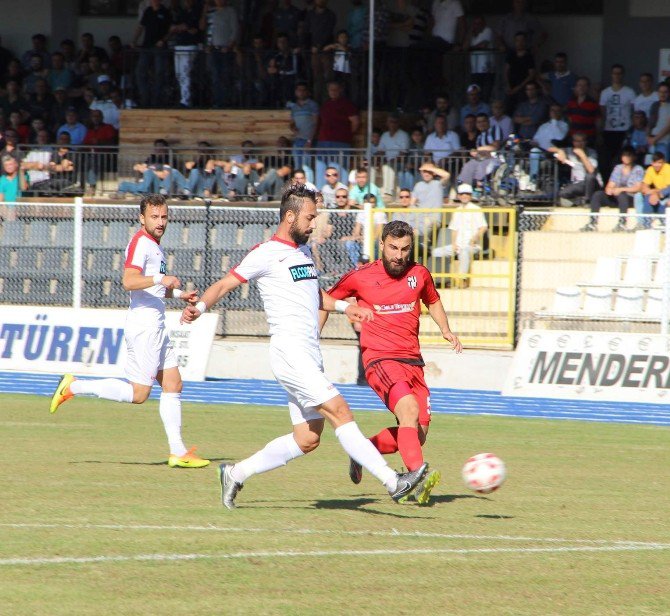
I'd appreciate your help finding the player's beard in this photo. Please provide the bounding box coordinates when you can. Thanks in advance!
[289,221,312,245]
[381,253,411,278]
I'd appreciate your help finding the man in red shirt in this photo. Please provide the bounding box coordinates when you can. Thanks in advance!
[323,220,462,504]
[83,108,118,195]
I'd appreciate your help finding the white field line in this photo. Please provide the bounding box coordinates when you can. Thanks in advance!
[2,522,669,548]
[1,544,669,567]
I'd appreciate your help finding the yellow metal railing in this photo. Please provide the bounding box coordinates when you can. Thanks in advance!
[369,207,517,349]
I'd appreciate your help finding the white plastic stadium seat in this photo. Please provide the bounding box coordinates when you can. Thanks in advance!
[613,287,644,316]
[623,256,653,285]
[552,286,581,313]
[632,229,661,256]
[582,287,612,315]
[645,288,663,319]
[591,256,621,285]
[653,258,667,284]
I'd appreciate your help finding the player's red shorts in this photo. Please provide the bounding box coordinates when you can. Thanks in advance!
[365,360,431,426]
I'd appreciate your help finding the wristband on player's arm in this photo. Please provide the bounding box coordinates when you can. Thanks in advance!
[172,289,183,299]
[195,301,207,314]
[334,300,349,313]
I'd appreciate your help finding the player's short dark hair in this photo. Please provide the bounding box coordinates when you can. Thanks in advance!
[382,220,414,244]
[279,183,316,221]
[140,193,167,215]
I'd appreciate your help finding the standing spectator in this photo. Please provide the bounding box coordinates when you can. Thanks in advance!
[268,33,301,106]
[287,82,319,179]
[513,81,547,140]
[347,0,367,51]
[626,110,648,164]
[316,80,359,180]
[0,36,13,78]
[23,54,49,95]
[541,52,577,107]
[50,87,70,132]
[465,15,496,102]
[386,0,418,110]
[647,82,670,160]
[600,64,636,179]
[459,84,491,126]
[21,34,51,70]
[404,126,426,185]
[424,114,460,166]
[59,39,78,73]
[377,113,410,195]
[581,146,643,232]
[430,0,465,50]
[320,166,347,208]
[107,35,126,78]
[1,60,24,90]
[550,132,600,206]
[633,73,659,118]
[171,0,203,108]
[133,0,172,108]
[202,0,238,109]
[57,108,87,145]
[496,0,547,52]
[274,0,302,47]
[82,109,118,195]
[565,76,600,144]
[459,114,478,150]
[303,0,337,99]
[410,162,450,241]
[423,93,459,133]
[78,33,109,65]
[0,155,27,219]
[47,52,74,93]
[490,99,513,140]
[504,31,536,107]
[323,30,353,92]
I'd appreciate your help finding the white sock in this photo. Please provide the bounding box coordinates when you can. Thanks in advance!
[335,421,398,491]
[231,433,303,484]
[159,392,187,456]
[69,378,134,403]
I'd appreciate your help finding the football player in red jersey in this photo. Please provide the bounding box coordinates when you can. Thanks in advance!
[322,220,462,504]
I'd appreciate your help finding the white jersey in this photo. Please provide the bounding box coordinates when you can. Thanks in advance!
[124,229,167,327]
[231,236,320,350]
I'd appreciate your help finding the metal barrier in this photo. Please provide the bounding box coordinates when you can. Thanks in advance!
[15,144,558,205]
[121,47,506,110]
[516,209,670,337]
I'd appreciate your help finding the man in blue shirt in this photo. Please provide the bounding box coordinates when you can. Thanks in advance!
[542,52,577,107]
[287,82,319,180]
[57,108,87,145]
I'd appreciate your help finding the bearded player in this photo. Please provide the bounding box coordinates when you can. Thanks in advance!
[322,220,462,504]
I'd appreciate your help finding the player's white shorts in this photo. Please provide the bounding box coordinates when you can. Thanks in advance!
[124,324,177,386]
[269,341,339,425]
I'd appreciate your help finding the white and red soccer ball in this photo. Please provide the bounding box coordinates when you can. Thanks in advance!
[462,453,506,494]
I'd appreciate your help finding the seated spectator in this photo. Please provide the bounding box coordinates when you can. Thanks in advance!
[431,184,487,286]
[0,80,29,120]
[23,54,49,95]
[529,103,568,187]
[8,111,29,143]
[626,110,649,164]
[339,193,388,265]
[170,140,220,198]
[230,139,265,196]
[348,166,382,207]
[82,109,118,195]
[47,51,75,93]
[504,31,536,107]
[59,39,78,73]
[457,113,503,192]
[550,132,600,206]
[27,78,54,121]
[581,146,643,232]
[22,129,52,191]
[490,99,513,141]
[50,132,78,192]
[2,60,24,91]
[565,76,600,145]
[320,165,347,209]
[77,32,109,65]
[513,81,547,141]
[28,117,48,143]
[459,114,478,150]
[57,108,87,145]
[0,155,28,219]
[390,187,421,231]
[411,162,450,239]
[459,84,491,126]
[377,113,410,196]
[541,52,577,107]
[115,138,173,196]
[21,34,50,70]
[424,114,461,166]
[647,82,670,160]
[0,130,24,168]
[90,77,120,128]
[633,72,658,118]
[422,93,459,134]
[635,151,670,227]
[50,86,70,133]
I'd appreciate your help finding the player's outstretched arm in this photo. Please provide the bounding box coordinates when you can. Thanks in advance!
[428,299,463,353]
[320,290,373,323]
[122,268,181,291]
[180,272,242,324]
[165,288,199,305]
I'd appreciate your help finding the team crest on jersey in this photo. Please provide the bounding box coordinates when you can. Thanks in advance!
[407,275,417,289]
[289,263,318,282]
[160,261,167,274]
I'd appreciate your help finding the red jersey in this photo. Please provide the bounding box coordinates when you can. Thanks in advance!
[328,260,440,368]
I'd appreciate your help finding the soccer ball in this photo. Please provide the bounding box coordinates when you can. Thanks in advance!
[462,453,506,494]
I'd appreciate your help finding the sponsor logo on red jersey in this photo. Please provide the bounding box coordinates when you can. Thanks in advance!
[372,301,416,314]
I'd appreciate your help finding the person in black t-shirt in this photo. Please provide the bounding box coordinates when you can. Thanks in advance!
[504,31,536,110]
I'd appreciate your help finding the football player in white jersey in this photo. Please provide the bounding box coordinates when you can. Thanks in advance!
[49,194,210,468]
[181,184,428,508]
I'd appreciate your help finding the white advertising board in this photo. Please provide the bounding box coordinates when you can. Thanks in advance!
[0,306,218,381]
[503,329,670,404]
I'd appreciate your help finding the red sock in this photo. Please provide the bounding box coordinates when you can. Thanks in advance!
[397,426,424,471]
[369,427,399,454]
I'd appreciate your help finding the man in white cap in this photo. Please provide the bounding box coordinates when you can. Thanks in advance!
[432,184,488,286]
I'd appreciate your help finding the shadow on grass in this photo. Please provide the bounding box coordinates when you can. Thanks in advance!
[475,514,514,519]
[68,456,230,466]
[311,497,435,519]
[418,493,485,507]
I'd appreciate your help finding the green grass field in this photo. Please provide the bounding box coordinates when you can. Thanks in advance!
[2,393,670,615]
